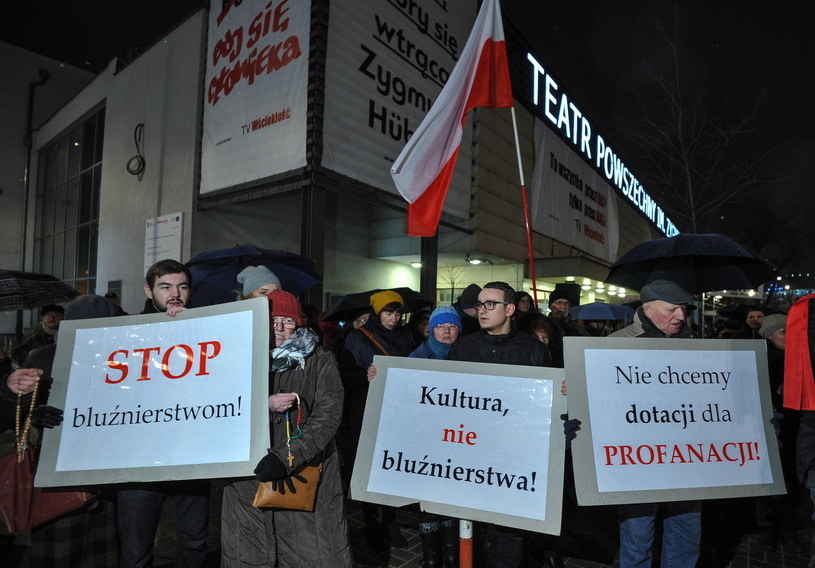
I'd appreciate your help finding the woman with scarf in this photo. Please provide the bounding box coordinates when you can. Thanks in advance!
[409,306,461,568]
[221,290,352,567]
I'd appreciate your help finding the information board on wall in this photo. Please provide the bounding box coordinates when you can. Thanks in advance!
[351,356,567,535]
[564,337,785,506]
[144,212,183,275]
[530,122,619,263]
[322,0,475,219]
[36,298,271,486]
[200,0,310,195]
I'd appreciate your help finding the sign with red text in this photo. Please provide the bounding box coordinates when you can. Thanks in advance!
[530,121,620,263]
[351,356,567,535]
[564,337,785,505]
[200,0,309,195]
[321,0,475,219]
[36,298,271,486]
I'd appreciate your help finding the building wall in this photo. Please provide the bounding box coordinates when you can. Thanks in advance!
[30,12,207,315]
[0,42,94,333]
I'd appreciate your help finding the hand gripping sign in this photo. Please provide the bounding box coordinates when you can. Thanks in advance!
[36,298,270,486]
[351,356,567,535]
[564,337,785,505]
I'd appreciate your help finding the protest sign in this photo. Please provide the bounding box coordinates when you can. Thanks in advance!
[351,356,566,535]
[36,298,270,486]
[565,337,785,505]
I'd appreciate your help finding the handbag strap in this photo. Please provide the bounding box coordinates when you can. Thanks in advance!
[359,328,391,356]
[15,381,39,463]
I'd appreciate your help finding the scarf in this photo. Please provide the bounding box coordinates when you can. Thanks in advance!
[784,293,815,410]
[271,327,318,372]
[426,334,452,359]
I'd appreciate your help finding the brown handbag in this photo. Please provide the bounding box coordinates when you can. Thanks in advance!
[252,462,323,511]
[0,385,92,533]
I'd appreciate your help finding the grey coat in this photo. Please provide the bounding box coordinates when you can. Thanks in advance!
[221,347,352,567]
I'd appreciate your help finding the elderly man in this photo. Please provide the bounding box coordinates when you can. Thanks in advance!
[609,279,699,567]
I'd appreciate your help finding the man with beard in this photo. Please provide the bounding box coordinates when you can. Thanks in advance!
[118,259,210,568]
[12,304,64,365]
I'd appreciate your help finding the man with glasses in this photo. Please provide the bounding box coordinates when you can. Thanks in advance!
[548,289,589,337]
[117,259,209,568]
[447,282,552,567]
[12,303,64,365]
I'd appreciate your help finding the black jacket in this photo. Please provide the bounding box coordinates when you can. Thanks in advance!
[446,326,552,367]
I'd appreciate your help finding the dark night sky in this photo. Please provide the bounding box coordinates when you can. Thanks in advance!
[3,1,814,261]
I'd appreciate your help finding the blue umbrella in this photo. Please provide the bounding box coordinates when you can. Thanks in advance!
[185,244,320,306]
[570,302,634,321]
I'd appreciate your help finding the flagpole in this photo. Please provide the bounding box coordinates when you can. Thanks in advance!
[509,107,539,307]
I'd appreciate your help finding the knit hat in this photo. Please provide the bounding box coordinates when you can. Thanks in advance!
[759,314,786,338]
[549,288,571,306]
[237,265,281,296]
[370,290,404,314]
[40,303,64,316]
[640,279,695,304]
[458,284,481,310]
[64,294,119,320]
[268,290,304,326]
[429,306,461,329]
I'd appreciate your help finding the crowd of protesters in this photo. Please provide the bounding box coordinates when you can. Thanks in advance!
[1,260,814,568]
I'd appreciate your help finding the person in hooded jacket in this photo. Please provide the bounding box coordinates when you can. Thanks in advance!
[339,290,414,552]
[221,290,352,567]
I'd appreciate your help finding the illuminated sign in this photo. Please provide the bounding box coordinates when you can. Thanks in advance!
[526,53,679,237]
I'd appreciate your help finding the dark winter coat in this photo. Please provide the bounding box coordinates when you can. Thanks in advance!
[221,347,352,567]
[446,326,552,367]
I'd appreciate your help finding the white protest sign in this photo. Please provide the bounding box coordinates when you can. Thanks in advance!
[565,337,785,505]
[351,356,566,535]
[37,298,271,486]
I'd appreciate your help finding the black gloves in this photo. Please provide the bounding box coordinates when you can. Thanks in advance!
[32,405,64,429]
[271,472,307,494]
[254,451,288,482]
[561,413,581,443]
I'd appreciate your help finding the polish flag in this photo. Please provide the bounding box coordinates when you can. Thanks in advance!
[390,0,513,237]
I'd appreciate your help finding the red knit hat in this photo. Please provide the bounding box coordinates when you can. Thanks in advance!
[267,290,304,327]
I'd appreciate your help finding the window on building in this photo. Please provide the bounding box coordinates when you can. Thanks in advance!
[34,108,104,295]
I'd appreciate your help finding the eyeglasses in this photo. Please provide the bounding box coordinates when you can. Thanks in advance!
[272,317,297,328]
[434,323,460,330]
[473,301,510,311]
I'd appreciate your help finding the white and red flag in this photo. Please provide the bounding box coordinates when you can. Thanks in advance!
[390,0,514,237]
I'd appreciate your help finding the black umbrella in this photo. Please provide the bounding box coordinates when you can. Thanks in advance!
[0,270,79,311]
[323,287,434,322]
[605,233,777,294]
[186,244,321,306]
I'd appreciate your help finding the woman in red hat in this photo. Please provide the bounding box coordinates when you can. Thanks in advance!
[221,290,352,567]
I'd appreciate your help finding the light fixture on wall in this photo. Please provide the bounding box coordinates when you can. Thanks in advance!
[465,254,493,265]
[411,262,422,268]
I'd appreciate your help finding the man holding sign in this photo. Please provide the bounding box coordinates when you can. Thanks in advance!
[607,279,700,568]
[117,259,209,568]
[447,281,552,568]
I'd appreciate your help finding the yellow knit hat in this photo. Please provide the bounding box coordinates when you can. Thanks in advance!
[370,290,405,314]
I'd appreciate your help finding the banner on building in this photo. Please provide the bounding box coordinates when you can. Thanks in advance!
[530,121,620,262]
[200,0,310,195]
[351,356,567,535]
[36,298,271,486]
[144,212,183,275]
[564,337,785,505]
[322,0,476,220]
